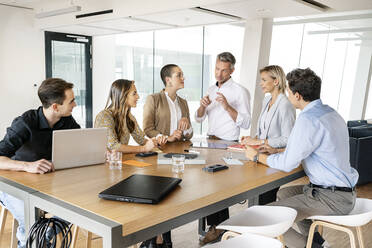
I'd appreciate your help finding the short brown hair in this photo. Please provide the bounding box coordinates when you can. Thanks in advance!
[287,68,321,102]
[38,78,74,108]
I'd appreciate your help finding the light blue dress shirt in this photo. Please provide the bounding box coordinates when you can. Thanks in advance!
[267,99,359,188]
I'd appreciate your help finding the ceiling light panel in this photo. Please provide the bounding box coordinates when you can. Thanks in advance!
[45,24,122,36]
[83,17,171,32]
[135,8,237,27]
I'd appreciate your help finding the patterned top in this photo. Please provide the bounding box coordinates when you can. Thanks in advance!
[94,109,146,150]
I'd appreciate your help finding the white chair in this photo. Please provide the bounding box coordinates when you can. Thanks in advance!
[204,232,283,248]
[217,205,297,246]
[306,198,372,248]
[0,203,18,248]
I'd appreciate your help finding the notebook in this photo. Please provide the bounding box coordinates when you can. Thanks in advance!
[98,174,182,204]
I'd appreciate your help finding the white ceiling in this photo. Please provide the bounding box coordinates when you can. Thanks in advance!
[1,0,372,36]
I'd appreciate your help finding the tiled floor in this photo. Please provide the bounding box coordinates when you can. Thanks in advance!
[1,177,371,247]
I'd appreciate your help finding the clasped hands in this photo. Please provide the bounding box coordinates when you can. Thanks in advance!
[167,117,190,142]
[200,92,230,110]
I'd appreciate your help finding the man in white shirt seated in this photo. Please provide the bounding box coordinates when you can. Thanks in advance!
[195,52,251,244]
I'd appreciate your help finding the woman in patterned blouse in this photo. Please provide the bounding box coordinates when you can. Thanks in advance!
[95,79,166,153]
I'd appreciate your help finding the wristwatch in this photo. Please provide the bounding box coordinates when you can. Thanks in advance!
[252,151,259,162]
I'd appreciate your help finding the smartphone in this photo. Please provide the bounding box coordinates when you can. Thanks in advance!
[202,164,229,172]
[135,152,158,157]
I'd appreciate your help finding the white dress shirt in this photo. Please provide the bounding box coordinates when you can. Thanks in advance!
[164,92,192,136]
[195,78,251,141]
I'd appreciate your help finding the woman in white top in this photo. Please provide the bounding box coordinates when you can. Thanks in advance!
[242,65,295,204]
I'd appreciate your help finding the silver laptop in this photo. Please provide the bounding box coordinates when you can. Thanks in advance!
[52,128,108,170]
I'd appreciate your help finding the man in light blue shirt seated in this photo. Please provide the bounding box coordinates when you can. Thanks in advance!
[245,68,358,248]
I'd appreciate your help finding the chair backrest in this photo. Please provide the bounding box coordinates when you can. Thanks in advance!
[347,120,367,128]
[349,125,372,138]
[308,198,372,227]
[350,198,372,216]
[218,205,297,237]
[349,128,372,184]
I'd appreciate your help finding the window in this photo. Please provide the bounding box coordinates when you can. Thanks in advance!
[95,23,245,139]
[270,21,362,121]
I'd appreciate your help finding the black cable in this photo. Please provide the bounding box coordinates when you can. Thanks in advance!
[26,217,73,248]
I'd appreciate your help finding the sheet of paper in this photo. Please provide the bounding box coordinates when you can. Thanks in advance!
[152,147,163,153]
[222,158,244,165]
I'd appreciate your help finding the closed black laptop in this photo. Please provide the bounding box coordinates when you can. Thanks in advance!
[98,174,182,204]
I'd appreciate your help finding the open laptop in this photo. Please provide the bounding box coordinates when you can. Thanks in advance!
[52,128,108,170]
[98,174,182,204]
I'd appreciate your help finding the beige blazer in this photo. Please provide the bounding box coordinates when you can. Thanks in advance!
[143,91,193,140]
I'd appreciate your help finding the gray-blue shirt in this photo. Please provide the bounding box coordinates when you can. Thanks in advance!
[267,99,359,187]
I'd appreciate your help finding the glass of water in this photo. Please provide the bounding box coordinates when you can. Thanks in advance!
[224,152,233,160]
[172,154,185,173]
[106,150,122,169]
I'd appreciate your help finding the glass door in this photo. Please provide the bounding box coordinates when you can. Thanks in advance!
[45,31,93,127]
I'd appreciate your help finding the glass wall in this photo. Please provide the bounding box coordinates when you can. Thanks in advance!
[112,23,245,137]
[270,22,362,121]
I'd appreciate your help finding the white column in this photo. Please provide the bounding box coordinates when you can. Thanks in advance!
[239,19,273,137]
[349,43,372,120]
[92,35,116,120]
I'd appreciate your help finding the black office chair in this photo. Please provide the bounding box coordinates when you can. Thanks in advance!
[348,122,372,185]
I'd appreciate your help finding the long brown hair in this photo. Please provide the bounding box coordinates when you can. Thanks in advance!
[105,79,135,138]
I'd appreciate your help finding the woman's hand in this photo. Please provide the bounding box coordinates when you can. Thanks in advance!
[178,117,190,131]
[245,145,258,161]
[155,135,167,146]
[241,136,263,146]
[258,144,279,154]
[143,139,155,152]
[167,130,182,142]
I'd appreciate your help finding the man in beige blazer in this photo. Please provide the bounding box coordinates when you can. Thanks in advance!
[143,64,193,142]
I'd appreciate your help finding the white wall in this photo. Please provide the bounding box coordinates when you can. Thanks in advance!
[0,6,45,137]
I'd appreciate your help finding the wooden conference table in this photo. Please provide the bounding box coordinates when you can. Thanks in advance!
[0,140,304,247]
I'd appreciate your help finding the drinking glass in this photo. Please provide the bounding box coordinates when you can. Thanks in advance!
[172,154,185,173]
[106,150,122,169]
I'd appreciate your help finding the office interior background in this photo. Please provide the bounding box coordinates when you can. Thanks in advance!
[1,0,372,139]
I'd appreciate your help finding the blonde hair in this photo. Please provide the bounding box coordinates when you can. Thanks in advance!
[260,65,286,94]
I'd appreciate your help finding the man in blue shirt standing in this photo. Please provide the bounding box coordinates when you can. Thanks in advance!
[245,68,358,248]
